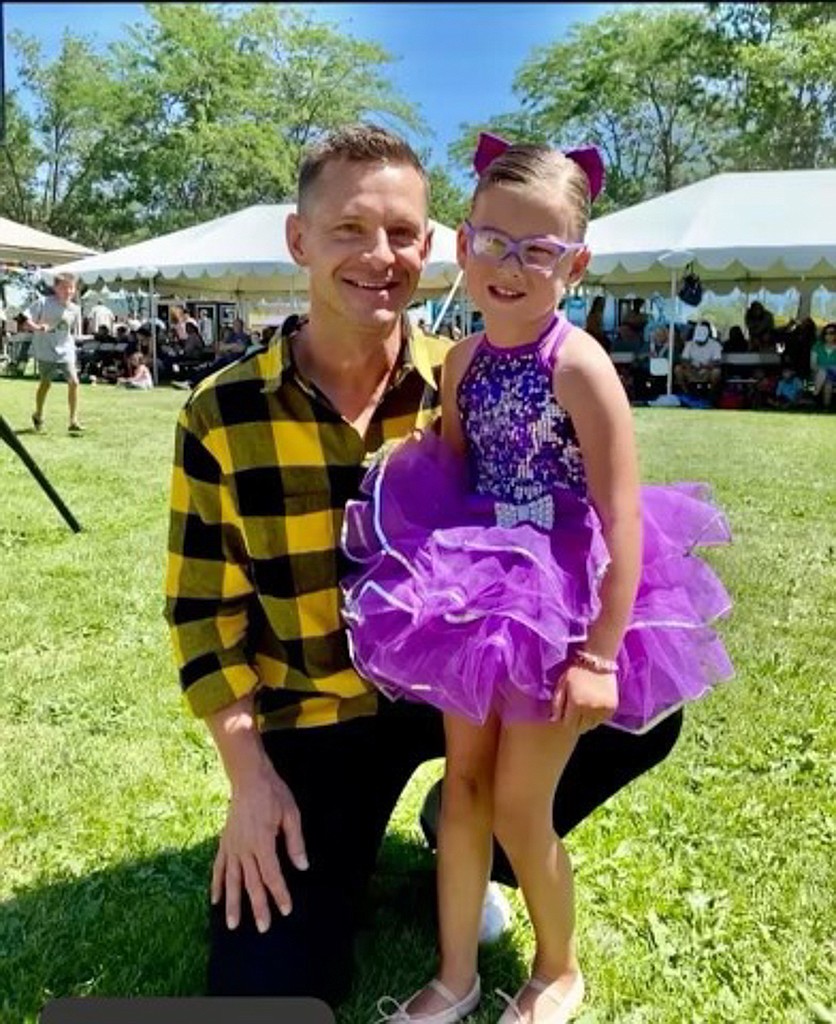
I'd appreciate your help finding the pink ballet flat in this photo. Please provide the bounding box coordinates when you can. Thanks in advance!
[495,972,585,1023]
[375,976,481,1023]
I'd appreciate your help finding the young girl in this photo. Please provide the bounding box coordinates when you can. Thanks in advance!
[342,135,733,1023]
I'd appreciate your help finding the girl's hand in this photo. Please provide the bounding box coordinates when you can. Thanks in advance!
[551,664,618,734]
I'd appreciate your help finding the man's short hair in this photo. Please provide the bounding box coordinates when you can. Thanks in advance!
[297,123,429,212]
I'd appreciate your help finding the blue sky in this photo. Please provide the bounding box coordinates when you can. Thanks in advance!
[3,2,627,166]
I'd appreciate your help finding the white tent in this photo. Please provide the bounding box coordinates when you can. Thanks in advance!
[0,215,96,264]
[51,203,461,298]
[585,169,836,295]
[584,169,836,394]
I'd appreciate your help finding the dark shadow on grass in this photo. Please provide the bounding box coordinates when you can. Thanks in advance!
[0,841,215,1023]
[0,831,530,1024]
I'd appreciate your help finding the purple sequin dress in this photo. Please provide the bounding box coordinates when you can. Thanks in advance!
[341,315,733,732]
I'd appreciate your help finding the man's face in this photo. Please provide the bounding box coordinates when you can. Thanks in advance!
[287,159,432,331]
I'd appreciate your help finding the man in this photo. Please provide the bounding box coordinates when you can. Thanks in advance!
[674,321,723,399]
[164,124,682,1006]
[225,316,251,351]
[744,300,775,352]
[88,298,115,335]
[21,272,84,434]
[198,309,215,348]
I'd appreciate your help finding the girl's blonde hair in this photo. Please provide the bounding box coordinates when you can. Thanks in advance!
[471,144,591,240]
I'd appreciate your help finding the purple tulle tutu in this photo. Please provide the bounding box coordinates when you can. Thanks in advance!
[341,431,733,733]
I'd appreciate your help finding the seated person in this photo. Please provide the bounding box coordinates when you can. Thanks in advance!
[116,352,154,390]
[745,301,775,352]
[617,298,648,349]
[172,323,251,391]
[770,367,805,409]
[811,322,836,409]
[584,295,609,352]
[632,326,671,397]
[783,317,817,379]
[724,325,748,353]
[183,321,208,357]
[674,322,723,397]
[224,317,251,352]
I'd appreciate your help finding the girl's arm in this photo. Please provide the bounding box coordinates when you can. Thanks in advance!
[557,336,642,661]
[440,336,479,457]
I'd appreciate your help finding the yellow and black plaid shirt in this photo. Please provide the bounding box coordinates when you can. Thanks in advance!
[165,325,450,731]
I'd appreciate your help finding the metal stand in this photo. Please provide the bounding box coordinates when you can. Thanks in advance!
[0,414,82,532]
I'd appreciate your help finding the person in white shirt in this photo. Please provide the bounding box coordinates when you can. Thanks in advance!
[674,321,723,397]
[198,311,215,347]
[21,273,85,434]
[89,301,115,335]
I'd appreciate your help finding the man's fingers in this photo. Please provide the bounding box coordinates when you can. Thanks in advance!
[224,857,243,930]
[257,846,293,919]
[281,805,309,872]
[211,847,226,906]
[241,853,272,934]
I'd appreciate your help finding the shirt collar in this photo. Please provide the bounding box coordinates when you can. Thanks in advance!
[263,315,438,394]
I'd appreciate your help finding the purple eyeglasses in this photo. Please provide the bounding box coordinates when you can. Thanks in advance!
[463,221,585,273]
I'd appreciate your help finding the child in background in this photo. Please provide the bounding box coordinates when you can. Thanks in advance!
[344,135,733,1023]
[116,352,154,390]
[771,366,805,409]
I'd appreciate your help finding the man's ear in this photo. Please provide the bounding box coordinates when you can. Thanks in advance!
[422,224,434,265]
[286,212,308,268]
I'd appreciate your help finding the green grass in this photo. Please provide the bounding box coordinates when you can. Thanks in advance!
[1,377,834,1024]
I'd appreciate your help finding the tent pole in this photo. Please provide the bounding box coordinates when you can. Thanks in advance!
[667,268,676,396]
[432,270,463,335]
[149,274,158,384]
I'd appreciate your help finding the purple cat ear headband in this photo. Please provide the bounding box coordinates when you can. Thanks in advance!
[473,131,605,201]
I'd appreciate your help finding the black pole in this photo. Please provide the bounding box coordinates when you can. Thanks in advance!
[0,414,83,532]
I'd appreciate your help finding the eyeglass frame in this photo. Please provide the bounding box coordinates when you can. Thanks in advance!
[463,220,586,274]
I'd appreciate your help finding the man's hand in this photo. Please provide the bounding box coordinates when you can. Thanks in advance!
[211,759,309,933]
[551,663,618,734]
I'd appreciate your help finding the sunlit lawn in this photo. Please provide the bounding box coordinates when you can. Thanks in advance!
[1,376,834,1023]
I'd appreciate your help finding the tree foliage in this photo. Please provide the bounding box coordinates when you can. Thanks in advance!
[0,3,425,247]
[450,2,836,213]
[423,158,469,229]
[706,1,836,169]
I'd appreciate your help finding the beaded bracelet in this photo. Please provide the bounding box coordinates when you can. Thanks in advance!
[572,649,618,675]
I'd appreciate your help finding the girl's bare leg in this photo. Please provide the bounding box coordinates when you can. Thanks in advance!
[493,719,581,1016]
[403,712,499,1016]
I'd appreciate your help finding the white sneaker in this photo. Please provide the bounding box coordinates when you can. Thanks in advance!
[479,882,513,944]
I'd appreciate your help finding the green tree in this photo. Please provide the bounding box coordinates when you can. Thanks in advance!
[0,92,40,224]
[108,3,427,236]
[706,2,836,169]
[424,161,469,228]
[449,3,835,213]
[0,3,426,247]
[508,6,728,207]
[1,30,128,244]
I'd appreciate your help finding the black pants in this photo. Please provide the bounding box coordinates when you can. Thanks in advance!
[207,700,682,1005]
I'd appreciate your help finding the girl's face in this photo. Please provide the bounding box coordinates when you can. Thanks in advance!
[458,182,589,340]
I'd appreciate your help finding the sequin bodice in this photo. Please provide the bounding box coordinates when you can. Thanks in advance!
[457,317,588,517]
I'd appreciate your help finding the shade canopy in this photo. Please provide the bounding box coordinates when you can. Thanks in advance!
[585,169,836,295]
[0,215,96,264]
[52,203,461,297]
